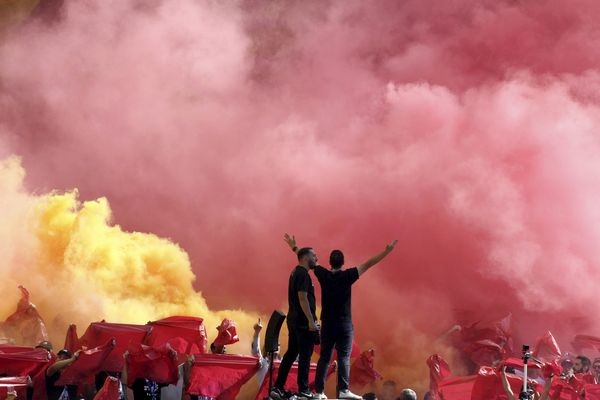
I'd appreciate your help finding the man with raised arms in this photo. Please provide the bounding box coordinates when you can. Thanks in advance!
[284,234,398,400]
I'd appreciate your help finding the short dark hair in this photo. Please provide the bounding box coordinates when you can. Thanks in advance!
[329,250,344,269]
[57,349,72,358]
[577,355,591,367]
[297,247,313,261]
[399,389,417,400]
[362,393,377,400]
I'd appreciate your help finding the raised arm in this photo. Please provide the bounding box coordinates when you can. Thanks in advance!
[357,240,398,276]
[501,367,516,400]
[120,352,129,387]
[539,375,553,400]
[284,233,299,254]
[46,351,80,377]
[252,318,263,358]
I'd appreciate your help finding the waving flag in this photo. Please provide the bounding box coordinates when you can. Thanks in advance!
[188,354,259,400]
[57,338,116,386]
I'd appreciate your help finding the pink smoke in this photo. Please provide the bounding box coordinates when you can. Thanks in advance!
[3,0,600,389]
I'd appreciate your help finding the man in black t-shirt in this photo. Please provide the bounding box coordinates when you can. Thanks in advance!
[284,234,398,400]
[45,349,80,400]
[271,247,321,400]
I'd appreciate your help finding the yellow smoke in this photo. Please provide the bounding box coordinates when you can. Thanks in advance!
[0,156,259,354]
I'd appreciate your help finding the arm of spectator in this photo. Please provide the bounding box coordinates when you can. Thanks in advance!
[182,354,195,400]
[46,351,80,377]
[284,233,299,254]
[252,318,263,358]
[357,240,398,276]
[121,352,129,388]
[298,291,318,331]
[501,367,516,400]
[539,375,553,400]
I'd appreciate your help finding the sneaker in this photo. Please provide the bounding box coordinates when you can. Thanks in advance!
[316,393,328,400]
[297,391,321,400]
[338,390,363,400]
[270,387,290,400]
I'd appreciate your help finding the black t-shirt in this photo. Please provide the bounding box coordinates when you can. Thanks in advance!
[131,379,165,400]
[45,371,77,400]
[314,266,359,323]
[286,266,317,328]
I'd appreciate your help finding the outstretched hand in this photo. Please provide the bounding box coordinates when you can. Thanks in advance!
[283,233,297,251]
[386,239,398,252]
[254,318,263,332]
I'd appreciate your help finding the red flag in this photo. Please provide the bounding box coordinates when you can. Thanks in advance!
[145,316,207,355]
[532,331,562,362]
[572,335,600,352]
[457,314,513,368]
[57,338,116,386]
[541,361,562,379]
[1,286,49,347]
[188,354,259,400]
[437,375,477,400]
[584,384,600,400]
[349,349,382,388]
[549,378,580,400]
[0,347,51,376]
[93,376,120,400]
[64,324,80,354]
[255,361,335,400]
[470,367,542,400]
[0,376,31,400]
[212,319,239,348]
[427,354,451,398]
[125,343,178,386]
[500,357,543,370]
[0,345,37,354]
[79,322,149,372]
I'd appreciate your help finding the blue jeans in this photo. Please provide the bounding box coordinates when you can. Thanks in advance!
[314,321,353,393]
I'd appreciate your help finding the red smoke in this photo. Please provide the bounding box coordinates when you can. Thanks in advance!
[3,0,600,389]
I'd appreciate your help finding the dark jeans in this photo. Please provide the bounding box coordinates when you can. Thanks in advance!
[275,324,315,393]
[315,321,353,393]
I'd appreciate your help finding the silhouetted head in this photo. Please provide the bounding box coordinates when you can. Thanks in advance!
[329,249,344,270]
[57,349,72,361]
[399,388,417,400]
[297,247,318,269]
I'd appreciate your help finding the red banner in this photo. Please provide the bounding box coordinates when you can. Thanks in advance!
[584,384,600,400]
[427,354,451,398]
[79,322,149,372]
[532,331,562,362]
[438,375,477,400]
[93,376,120,400]
[350,349,382,388]
[57,339,116,386]
[1,286,49,347]
[145,316,207,355]
[548,379,580,400]
[125,343,178,386]
[64,324,80,354]
[188,354,259,400]
[0,347,51,376]
[470,367,541,400]
[572,334,600,352]
[212,319,240,348]
[0,376,30,400]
